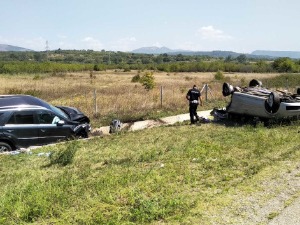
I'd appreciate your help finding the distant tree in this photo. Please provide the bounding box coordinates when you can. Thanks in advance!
[236,54,247,64]
[272,57,296,72]
[254,60,270,73]
[224,55,232,62]
[153,55,163,64]
[176,54,184,61]
[163,55,171,62]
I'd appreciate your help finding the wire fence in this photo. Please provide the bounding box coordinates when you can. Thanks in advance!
[51,77,300,119]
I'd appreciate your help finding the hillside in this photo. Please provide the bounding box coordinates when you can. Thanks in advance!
[132,46,300,59]
[131,46,244,57]
[0,44,33,52]
[2,43,300,59]
[252,50,300,59]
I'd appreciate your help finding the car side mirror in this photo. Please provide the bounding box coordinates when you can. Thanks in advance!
[57,120,65,126]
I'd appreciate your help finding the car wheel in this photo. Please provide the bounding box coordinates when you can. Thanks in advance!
[222,83,234,97]
[0,142,12,152]
[265,92,280,113]
[77,130,88,138]
[249,79,262,87]
[297,87,300,95]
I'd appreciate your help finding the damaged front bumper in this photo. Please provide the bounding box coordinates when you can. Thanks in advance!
[73,123,91,138]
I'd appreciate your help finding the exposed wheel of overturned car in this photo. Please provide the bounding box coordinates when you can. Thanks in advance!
[265,92,280,113]
[0,142,12,152]
[222,82,234,97]
[249,79,262,87]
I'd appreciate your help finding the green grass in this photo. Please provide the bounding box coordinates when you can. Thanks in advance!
[261,73,300,89]
[0,121,300,224]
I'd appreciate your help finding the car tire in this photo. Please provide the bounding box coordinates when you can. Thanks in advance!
[265,92,280,113]
[222,83,234,97]
[77,130,88,138]
[0,142,12,152]
[249,79,262,87]
[297,87,300,95]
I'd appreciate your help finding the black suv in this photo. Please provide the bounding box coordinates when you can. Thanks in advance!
[0,95,91,152]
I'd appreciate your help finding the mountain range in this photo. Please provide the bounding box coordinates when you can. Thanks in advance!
[131,46,300,59]
[0,44,33,52]
[1,44,300,59]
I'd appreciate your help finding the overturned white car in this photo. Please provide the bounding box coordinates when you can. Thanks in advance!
[221,79,300,121]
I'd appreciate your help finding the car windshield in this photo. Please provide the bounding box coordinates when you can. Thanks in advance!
[49,105,69,120]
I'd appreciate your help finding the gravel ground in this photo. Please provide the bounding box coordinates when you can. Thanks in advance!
[268,197,300,225]
[208,162,300,225]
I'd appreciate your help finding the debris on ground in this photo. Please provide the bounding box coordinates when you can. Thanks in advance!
[109,119,122,133]
[210,107,228,120]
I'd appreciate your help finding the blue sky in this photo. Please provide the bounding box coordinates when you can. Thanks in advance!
[1,0,299,53]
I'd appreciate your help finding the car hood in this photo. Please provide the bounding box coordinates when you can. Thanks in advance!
[56,106,90,123]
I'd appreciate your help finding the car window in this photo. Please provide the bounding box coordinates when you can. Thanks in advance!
[37,111,60,124]
[6,111,35,124]
[49,105,69,120]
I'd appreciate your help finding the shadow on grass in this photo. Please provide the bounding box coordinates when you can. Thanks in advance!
[212,116,300,128]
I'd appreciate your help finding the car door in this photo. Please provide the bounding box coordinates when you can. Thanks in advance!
[3,110,40,148]
[36,110,75,145]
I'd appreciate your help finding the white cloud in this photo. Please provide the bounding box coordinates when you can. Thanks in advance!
[81,37,103,50]
[128,37,137,42]
[197,26,233,40]
[22,37,47,51]
[0,36,9,44]
[152,42,163,48]
[57,34,67,39]
[110,37,137,51]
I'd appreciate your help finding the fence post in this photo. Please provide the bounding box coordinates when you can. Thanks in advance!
[205,84,208,101]
[286,78,289,91]
[94,89,98,115]
[160,86,163,108]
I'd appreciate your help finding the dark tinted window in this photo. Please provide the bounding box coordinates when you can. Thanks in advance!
[6,111,35,124]
[37,111,59,124]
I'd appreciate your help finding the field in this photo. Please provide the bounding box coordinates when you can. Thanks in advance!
[0,71,300,224]
[0,71,284,127]
[0,120,299,224]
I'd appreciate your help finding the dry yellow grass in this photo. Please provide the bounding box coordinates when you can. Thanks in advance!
[0,71,280,126]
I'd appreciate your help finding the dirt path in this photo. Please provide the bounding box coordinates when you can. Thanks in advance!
[268,196,300,225]
[209,161,300,225]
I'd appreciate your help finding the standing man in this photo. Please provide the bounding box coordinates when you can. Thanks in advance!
[186,85,203,124]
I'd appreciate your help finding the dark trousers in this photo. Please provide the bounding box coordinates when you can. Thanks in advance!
[189,103,199,124]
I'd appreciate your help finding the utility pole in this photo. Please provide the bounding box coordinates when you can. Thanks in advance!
[45,40,49,61]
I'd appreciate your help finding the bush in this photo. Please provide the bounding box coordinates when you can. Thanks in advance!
[49,141,79,166]
[140,72,155,90]
[124,68,131,72]
[214,70,225,80]
[131,73,141,83]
